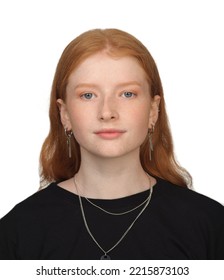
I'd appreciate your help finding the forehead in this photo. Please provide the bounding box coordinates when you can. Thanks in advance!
[68,52,148,86]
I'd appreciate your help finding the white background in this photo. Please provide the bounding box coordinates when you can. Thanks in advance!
[0,260,224,279]
[0,0,223,218]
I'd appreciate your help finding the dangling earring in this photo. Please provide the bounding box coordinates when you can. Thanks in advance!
[64,128,73,158]
[148,125,154,161]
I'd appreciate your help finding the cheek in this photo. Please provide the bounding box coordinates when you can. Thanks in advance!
[130,104,150,126]
[68,106,94,138]
[135,106,150,139]
[67,106,83,132]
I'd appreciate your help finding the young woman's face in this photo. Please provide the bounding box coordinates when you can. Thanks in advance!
[58,52,160,159]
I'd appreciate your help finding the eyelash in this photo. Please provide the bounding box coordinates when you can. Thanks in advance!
[80,92,95,100]
[121,91,137,98]
[80,91,137,100]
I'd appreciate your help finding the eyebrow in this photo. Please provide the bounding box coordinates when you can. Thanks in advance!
[73,83,99,90]
[116,81,142,88]
[73,81,143,90]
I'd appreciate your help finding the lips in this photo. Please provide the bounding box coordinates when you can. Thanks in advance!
[94,129,126,139]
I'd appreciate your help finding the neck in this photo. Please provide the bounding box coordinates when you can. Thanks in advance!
[75,149,152,199]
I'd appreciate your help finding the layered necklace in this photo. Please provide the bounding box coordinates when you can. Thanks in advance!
[73,174,153,260]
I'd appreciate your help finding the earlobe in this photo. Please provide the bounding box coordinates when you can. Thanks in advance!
[56,99,72,129]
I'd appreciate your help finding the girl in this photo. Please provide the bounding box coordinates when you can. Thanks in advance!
[0,29,223,260]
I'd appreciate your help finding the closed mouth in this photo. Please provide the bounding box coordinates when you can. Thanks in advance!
[94,129,126,139]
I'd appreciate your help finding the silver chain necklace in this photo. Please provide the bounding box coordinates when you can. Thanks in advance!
[74,176,151,216]
[73,175,153,260]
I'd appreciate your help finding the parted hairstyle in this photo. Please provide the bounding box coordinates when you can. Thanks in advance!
[39,28,192,188]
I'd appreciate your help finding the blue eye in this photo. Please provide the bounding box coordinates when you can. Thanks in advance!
[81,93,94,99]
[122,91,135,98]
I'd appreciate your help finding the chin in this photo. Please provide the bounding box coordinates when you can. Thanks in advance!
[81,142,141,159]
[91,147,140,159]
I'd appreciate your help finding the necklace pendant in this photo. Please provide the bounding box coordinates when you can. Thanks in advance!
[100,254,111,260]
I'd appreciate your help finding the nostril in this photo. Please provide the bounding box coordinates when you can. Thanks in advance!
[100,115,116,121]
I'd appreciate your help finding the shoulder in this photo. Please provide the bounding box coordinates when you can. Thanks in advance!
[151,178,224,259]
[0,183,75,223]
[0,183,78,259]
[154,177,224,220]
[11,183,60,212]
[156,177,223,205]
[153,178,224,234]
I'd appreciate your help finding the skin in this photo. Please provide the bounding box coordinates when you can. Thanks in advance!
[57,52,160,199]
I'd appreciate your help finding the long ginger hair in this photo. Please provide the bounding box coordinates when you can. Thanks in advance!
[39,28,192,188]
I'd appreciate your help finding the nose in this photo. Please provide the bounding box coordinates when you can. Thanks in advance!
[98,96,119,121]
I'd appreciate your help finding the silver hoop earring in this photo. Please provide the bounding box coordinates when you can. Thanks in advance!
[148,125,154,161]
[64,128,73,158]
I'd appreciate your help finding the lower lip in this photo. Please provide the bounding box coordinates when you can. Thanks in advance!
[95,132,125,139]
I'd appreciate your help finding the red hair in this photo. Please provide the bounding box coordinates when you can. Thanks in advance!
[39,29,192,188]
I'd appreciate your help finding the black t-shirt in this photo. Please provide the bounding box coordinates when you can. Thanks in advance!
[0,177,224,260]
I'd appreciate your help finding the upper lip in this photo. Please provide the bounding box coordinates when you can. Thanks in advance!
[94,129,126,134]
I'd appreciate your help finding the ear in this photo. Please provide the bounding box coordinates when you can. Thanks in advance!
[57,99,72,130]
[148,95,161,128]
